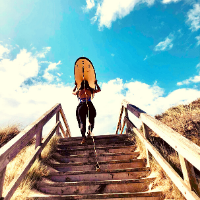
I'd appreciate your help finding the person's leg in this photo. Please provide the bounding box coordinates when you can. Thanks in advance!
[77,103,87,143]
[87,102,96,135]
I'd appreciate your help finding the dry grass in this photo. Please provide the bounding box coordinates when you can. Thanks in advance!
[0,124,20,148]
[0,125,60,200]
[130,98,200,199]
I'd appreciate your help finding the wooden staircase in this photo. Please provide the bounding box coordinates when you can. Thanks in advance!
[27,134,162,199]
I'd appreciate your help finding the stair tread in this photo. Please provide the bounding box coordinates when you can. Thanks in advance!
[47,167,151,176]
[38,177,156,187]
[53,151,140,158]
[56,145,136,151]
[59,134,129,142]
[28,191,162,198]
[48,158,146,166]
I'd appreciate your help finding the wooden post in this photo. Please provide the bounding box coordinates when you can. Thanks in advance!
[35,128,43,159]
[120,119,126,135]
[179,154,200,196]
[0,167,6,198]
[56,112,60,136]
[115,106,124,134]
[124,108,130,134]
[142,122,150,167]
[35,128,42,149]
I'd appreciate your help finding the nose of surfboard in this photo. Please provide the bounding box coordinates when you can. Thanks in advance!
[74,57,96,89]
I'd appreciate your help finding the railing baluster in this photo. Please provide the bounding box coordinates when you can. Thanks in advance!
[124,108,130,134]
[115,105,124,134]
[35,128,42,149]
[35,127,43,159]
[179,154,200,196]
[0,167,6,198]
[142,123,150,167]
[56,111,60,136]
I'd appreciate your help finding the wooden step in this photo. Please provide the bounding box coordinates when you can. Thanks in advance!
[59,134,129,142]
[27,190,162,200]
[58,135,133,145]
[48,159,146,172]
[57,140,134,148]
[52,152,140,163]
[36,177,156,195]
[56,145,137,156]
[47,167,151,182]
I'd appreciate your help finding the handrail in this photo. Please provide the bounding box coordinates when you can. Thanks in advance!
[0,103,70,200]
[116,99,200,200]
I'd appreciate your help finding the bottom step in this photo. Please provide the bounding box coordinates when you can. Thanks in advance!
[27,191,162,200]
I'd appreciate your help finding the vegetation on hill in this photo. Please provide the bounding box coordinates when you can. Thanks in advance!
[0,125,59,200]
[133,98,200,199]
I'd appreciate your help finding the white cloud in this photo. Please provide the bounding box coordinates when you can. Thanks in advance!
[0,49,39,93]
[177,63,200,85]
[36,47,51,58]
[111,53,115,56]
[187,4,200,32]
[0,44,10,59]
[162,0,180,4]
[196,35,200,46]
[144,55,148,60]
[90,0,155,29]
[154,34,174,51]
[1,46,200,139]
[43,61,61,82]
[85,0,95,10]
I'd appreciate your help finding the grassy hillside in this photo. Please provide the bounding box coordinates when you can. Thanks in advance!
[0,125,59,200]
[133,98,200,199]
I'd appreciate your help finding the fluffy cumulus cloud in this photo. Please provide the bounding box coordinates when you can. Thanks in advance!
[162,0,180,4]
[0,49,39,93]
[187,4,200,32]
[154,34,174,51]
[84,0,95,11]
[90,0,155,29]
[1,44,200,137]
[196,35,200,46]
[177,63,200,86]
[43,61,62,82]
[36,47,51,58]
[0,44,10,59]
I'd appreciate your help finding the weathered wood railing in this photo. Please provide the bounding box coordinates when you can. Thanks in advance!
[0,103,70,200]
[116,99,200,200]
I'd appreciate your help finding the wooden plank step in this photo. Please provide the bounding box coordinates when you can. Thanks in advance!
[57,139,134,147]
[59,134,129,142]
[47,159,146,172]
[36,177,156,195]
[56,145,137,155]
[52,152,140,163]
[27,191,162,200]
[47,167,151,182]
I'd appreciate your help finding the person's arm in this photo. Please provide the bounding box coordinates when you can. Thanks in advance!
[72,91,78,95]
[94,80,101,93]
[72,82,78,95]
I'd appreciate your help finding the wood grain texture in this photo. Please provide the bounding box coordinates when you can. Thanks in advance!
[0,167,6,198]
[3,122,60,200]
[140,113,200,172]
[59,123,66,138]
[125,117,200,200]
[0,103,61,172]
[179,154,200,196]
[60,106,71,137]
[115,106,124,134]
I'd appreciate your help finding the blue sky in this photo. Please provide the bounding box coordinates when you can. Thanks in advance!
[0,0,200,136]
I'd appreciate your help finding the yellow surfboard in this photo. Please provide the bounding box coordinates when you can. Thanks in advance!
[74,57,96,89]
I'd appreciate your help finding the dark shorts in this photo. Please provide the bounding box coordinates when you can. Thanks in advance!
[76,101,96,128]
